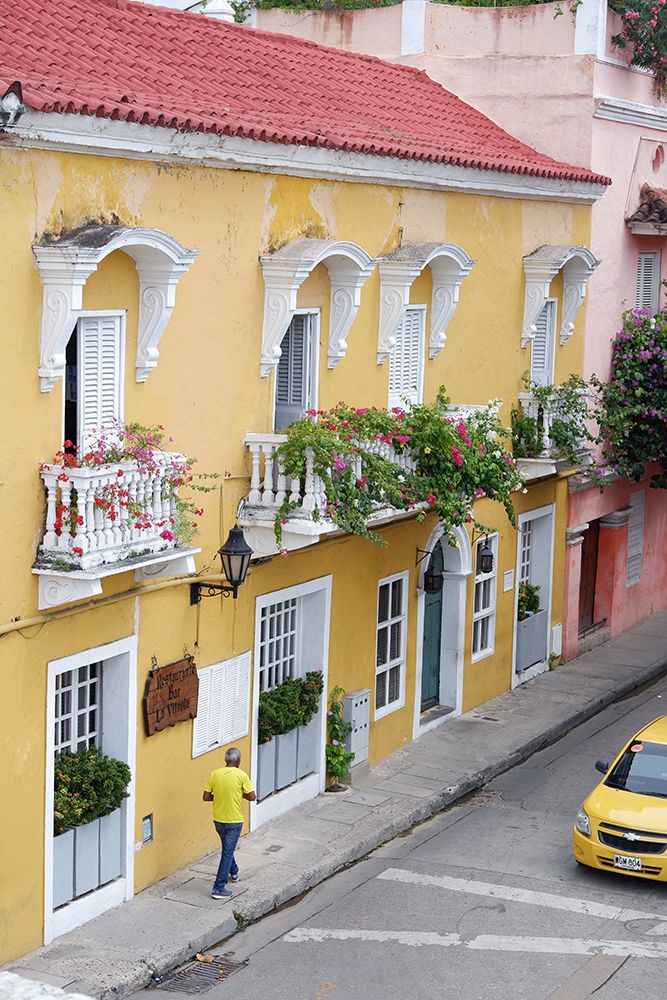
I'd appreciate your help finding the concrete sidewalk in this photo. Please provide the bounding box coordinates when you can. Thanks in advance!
[8,609,667,999]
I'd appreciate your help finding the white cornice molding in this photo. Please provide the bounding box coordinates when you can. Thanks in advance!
[259,238,376,377]
[10,109,608,204]
[33,226,200,391]
[594,95,667,132]
[376,242,476,364]
[521,244,600,349]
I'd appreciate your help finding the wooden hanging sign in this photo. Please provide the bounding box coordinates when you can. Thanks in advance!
[143,656,199,736]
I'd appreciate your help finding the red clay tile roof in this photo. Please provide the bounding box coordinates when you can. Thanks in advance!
[0,0,610,185]
[628,183,667,224]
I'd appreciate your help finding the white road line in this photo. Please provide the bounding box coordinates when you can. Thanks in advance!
[283,927,667,959]
[377,867,667,924]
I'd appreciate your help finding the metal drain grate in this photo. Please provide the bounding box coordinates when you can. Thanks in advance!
[156,957,248,994]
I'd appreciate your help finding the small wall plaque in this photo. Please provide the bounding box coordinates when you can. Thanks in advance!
[503,569,514,593]
[143,656,199,736]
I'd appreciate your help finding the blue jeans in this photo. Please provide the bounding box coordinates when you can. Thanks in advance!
[213,821,242,892]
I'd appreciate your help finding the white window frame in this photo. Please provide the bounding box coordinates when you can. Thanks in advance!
[636,251,661,314]
[44,635,137,945]
[250,575,332,831]
[388,305,426,410]
[471,534,497,663]
[529,298,557,388]
[192,652,251,758]
[273,309,319,432]
[626,490,645,588]
[374,570,408,720]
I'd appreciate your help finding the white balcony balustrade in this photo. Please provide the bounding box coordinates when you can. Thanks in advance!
[33,455,200,610]
[240,432,417,557]
[515,391,589,481]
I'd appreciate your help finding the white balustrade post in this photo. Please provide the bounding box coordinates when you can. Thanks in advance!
[42,473,59,549]
[57,479,73,553]
[248,443,262,504]
[275,459,287,506]
[301,447,316,512]
[261,445,276,506]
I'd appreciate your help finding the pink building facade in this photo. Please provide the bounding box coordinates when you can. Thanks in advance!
[254,0,667,659]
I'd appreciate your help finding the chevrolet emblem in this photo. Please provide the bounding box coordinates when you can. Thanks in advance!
[623,832,642,841]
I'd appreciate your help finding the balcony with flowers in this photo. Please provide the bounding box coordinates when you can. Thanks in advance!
[238,391,524,558]
[33,424,210,609]
[511,375,592,482]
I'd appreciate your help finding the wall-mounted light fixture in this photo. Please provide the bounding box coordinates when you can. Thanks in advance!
[416,546,443,595]
[190,525,253,604]
[479,538,494,574]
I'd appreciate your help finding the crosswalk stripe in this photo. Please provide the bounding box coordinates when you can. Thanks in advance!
[283,927,667,959]
[377,867,667,924]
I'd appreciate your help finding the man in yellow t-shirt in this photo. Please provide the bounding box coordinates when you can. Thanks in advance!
[203,747,255,899]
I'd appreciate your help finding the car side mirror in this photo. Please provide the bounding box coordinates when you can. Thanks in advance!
[595,759,609,774]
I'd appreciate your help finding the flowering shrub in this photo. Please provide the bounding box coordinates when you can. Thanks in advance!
[611,0,667,96]
[273,389,523,549]
[257,670,324,743]
[589,307,667,487]
[511,373,590,465]
[229,0,397,21]
[54,746,131,836]
[46,422,217,545]
[325,686,355,782]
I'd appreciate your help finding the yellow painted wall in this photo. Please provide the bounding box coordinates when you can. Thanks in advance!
[0,139,592,962]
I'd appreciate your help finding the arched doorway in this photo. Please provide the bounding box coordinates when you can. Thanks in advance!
[414,525,472,737]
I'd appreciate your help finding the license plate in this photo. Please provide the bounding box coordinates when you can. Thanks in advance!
[614,854,642,871]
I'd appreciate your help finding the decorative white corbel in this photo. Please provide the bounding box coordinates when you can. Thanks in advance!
[559,254,600,346]
[327,260,376,369]
[33,227,200,391]
[32,252,99,391]
[377,243,476,364]
[428,249,475,359]
[377,259,423,365]
[259,239,376,377]
[522,245,600,349]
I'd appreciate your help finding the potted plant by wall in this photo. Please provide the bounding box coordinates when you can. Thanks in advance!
[53,746,131,908]
[515,582,549,672]
[256,671,323,800]
[325,686,355,792]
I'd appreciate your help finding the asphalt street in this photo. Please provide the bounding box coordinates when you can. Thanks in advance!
[138,673,667,1000]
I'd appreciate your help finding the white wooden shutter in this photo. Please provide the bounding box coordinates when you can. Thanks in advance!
[77,314,123,451]
[626,491,645,588]
[530,300,556,387]
[192,667,211,758]
[636,251,660,313]
[191,653,251,758]
[388,307,425,408]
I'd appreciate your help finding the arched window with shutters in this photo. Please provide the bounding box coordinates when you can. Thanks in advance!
[274,311,319,432]
[529,299,557,388]
[388,305,426,409]
[64,312,125,453]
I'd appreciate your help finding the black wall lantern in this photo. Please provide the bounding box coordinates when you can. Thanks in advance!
[190,525,253,604]
[479,538,494,575]
[416,546,443,596]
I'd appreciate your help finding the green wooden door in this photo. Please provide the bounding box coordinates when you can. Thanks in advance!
[421,544,443,711]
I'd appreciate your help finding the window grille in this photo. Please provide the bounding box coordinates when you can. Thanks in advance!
[54,662,101,755]
[375,573,407,714]
[520,520,533,584]
[388,306,425,408]
[472,536,497,659]
[258,598,298,692]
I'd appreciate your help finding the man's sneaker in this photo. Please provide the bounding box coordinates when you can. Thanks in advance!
[230,873,239,883]
[211,887,232,899]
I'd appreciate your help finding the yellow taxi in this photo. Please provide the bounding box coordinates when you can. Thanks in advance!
[573,716,667,881]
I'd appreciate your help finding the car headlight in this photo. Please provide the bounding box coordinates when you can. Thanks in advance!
[575,807,591,837]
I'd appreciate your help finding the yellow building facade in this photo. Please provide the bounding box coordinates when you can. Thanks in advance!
[0,2,608,963]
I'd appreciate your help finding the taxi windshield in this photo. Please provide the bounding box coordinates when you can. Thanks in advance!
[605,740,667,798]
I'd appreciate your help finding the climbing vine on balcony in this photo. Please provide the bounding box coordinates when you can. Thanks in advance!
[611,0,667,96]
[511,372,590,465]
[273,389,523,551]
[589,307,667,487]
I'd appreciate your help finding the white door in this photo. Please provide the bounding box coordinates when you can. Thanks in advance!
[274,312,318,431]
[530,300,556,388]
